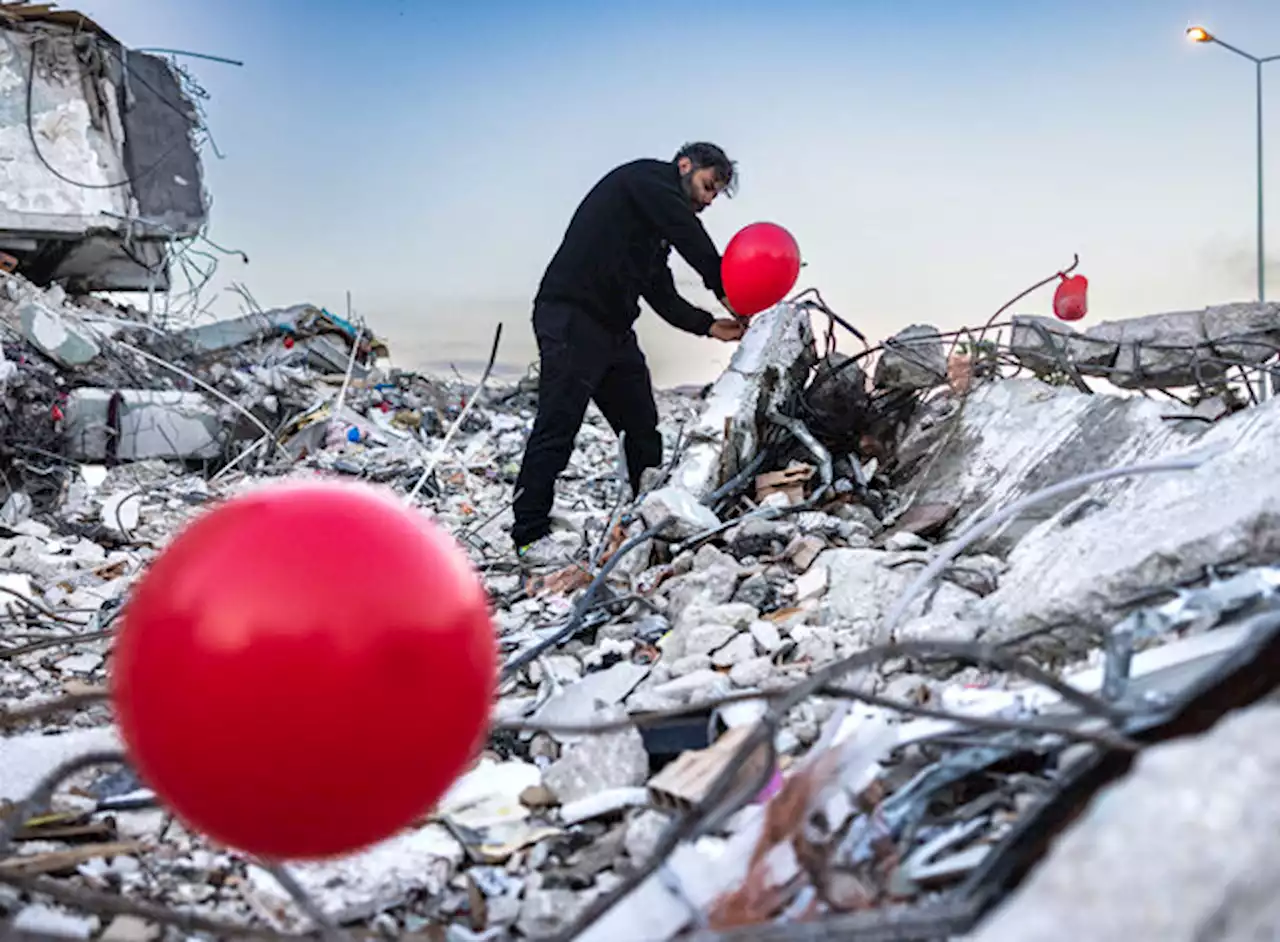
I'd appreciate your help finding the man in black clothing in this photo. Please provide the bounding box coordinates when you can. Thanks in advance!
[511,142,745,564]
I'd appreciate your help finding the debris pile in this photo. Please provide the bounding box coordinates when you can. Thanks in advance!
[4,248,1280,942]
[5,0,1278,935]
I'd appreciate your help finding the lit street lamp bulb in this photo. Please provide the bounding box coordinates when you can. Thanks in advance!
[1186,26,1213,43]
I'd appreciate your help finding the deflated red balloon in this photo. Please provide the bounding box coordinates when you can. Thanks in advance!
[1053,274,1089,322]
[110,480,497,860]
[722,222,802,317]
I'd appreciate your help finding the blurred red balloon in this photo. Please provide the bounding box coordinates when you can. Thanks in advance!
[1053,274,1089,322]
[110,480,497,860]
[722,222,802,317]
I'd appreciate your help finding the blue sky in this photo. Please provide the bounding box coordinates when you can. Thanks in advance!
[76,0,1280,385]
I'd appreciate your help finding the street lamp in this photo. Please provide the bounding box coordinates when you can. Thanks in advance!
[1186,26,1280,306]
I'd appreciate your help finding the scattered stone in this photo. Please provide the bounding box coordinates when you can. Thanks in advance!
[793,561,830,603]
[12,904,99,939]
[1,236,1275,942]
[640,669,733,706]
[873,324,947,390]
[785,534,826,571]
[729,656,776,688]
[883,530,930,552]
[100,915,162,942]
[517,886,596,940]
[638,486,720,540]
[542,712,649,804]
[748,619,783,653]
[728,516,796,557]
[668,653,712,677]
[834,502,883,534]
[732,571,775,609]
[790,625,838,665]
[678,623,738,658]
[711,633,757,668]
[624,810,670,863]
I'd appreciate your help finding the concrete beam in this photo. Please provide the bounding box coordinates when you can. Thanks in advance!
[666,303,816,500]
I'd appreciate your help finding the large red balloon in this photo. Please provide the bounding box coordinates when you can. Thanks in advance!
[721,222,802,317]
[109,480,497,860]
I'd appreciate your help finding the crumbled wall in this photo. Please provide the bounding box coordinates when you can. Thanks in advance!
[0,27,131,234]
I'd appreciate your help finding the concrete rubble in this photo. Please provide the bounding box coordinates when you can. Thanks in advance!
[2,250,1280,941]
[0,6,1279,935]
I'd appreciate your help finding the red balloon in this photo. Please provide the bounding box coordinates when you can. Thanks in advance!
[109,480,497,860]
[721,222,802,317]
[1053,274,1089,322]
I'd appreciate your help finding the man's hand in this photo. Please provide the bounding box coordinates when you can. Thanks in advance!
[709,318,746,342]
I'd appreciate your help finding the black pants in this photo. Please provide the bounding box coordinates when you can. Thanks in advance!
[511,301,662,548]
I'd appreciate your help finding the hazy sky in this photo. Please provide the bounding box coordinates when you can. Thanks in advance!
[72,0,1280,386]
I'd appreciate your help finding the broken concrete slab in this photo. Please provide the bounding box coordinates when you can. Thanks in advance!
[176,306,310,353]
[969,702,1280,942]
[176,304,388,367]
[1009,302,1280,390]
[0,22,208,292]
[963,386,1280,647]
[18,298,101,367]
[1204,300,1280,362]
[818,548,978,641]
[896,378,1199,554]
[1086,308,1227,388]
[531,661,651,729]
[667,303,815,499]
[62,388,227,462]
[1009,315,1118,376]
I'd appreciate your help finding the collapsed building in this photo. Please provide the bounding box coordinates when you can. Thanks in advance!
[0,1,207,292]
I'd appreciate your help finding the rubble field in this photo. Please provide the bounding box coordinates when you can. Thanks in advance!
[3,254,1280,942]
[6,1,1280,936]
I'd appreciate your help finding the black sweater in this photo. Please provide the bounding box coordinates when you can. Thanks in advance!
[535,158,724,337]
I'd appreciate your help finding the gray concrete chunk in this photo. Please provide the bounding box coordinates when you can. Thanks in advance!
[638,486,719,540]
[19,299,101,366]
[873,324,946,390]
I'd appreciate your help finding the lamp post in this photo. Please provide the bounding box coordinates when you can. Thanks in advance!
[1186,26,1280,304]
[1187,26,1280,399]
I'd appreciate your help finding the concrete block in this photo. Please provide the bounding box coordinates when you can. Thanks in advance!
[63,388,226,462]
[18,299,100,367]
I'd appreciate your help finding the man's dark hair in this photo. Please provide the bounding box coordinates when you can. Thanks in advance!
[675,141,738,197]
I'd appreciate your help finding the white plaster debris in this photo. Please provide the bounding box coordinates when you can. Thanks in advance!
[244,824,465,928]
[0,726,123,802]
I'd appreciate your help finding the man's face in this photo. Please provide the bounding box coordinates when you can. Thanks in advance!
[677,157,725,214]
